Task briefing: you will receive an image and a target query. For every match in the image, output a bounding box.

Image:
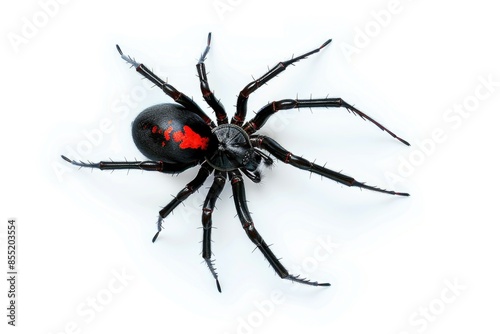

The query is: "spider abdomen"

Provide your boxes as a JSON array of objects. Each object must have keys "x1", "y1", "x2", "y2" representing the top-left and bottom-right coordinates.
[{"x1": 132, "y1": 103, "x2": 216, "y2": 166}]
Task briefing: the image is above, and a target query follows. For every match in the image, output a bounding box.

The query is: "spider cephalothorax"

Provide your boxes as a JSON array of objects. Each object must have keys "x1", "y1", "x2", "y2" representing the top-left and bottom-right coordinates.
[{"x1": 62, "y1": 33, "x2": 409, "y2": 293}]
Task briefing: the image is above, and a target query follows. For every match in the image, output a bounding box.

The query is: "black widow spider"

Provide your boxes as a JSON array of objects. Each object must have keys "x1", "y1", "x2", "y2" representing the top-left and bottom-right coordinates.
[{"x1": 62, "y1": 33, "x2": 409, "y2": 293}]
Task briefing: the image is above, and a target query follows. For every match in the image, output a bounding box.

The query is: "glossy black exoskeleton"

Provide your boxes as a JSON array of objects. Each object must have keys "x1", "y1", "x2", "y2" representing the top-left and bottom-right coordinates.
[{"x1": 131, "y1": 103, "x2": 216, "y2": 172}]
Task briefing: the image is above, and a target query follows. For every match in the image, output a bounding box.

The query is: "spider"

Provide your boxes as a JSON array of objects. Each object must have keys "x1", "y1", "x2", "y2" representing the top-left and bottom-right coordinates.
[{"x1": 62, "y1": 33, "x2": 409, "y2": 293}]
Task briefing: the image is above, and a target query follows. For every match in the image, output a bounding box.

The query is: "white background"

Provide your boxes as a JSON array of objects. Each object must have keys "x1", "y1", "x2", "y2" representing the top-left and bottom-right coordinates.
[{"x1": 2, "y1": 0, "x2": 499, "y2": 333}]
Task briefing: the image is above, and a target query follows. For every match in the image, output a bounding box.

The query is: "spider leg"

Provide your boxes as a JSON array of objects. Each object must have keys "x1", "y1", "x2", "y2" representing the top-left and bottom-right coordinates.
[
  {"x1": 196, "y1": 33, "x2": 228, "y2": 125},
  {"x1": 153, "y1": 162, "x2": 214, "y2": 242},
  {"x1": 60, "y1": 155, "x2": 196, "y2": 173},
  {"x1": 244, "y1": 98, "x2": 409, "y2": 146},
  {"x1": 116, "y1": 45, "x2": 215, "y2": 128},
  {"x1": 250, "y1": 135, "x2": 409, "y2": 196},
  {"x1": 232, "y1": 38, "x2": 332, "y2": 126},
  {"x1": 229, "y1": 170, "x2": 330, "y2": 287},
  {"x1": 201, "y1": 170, "x2": 227, "y2": 293}
]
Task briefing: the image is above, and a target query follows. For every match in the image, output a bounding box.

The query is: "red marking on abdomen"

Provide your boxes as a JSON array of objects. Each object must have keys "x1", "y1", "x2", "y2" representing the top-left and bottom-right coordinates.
[
  {"x1": 172, "y1": 126, "x2": 209, "y2": 150},
  {"x1": 163, "y1": 126, "x2": 173, "y2": 141}
]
